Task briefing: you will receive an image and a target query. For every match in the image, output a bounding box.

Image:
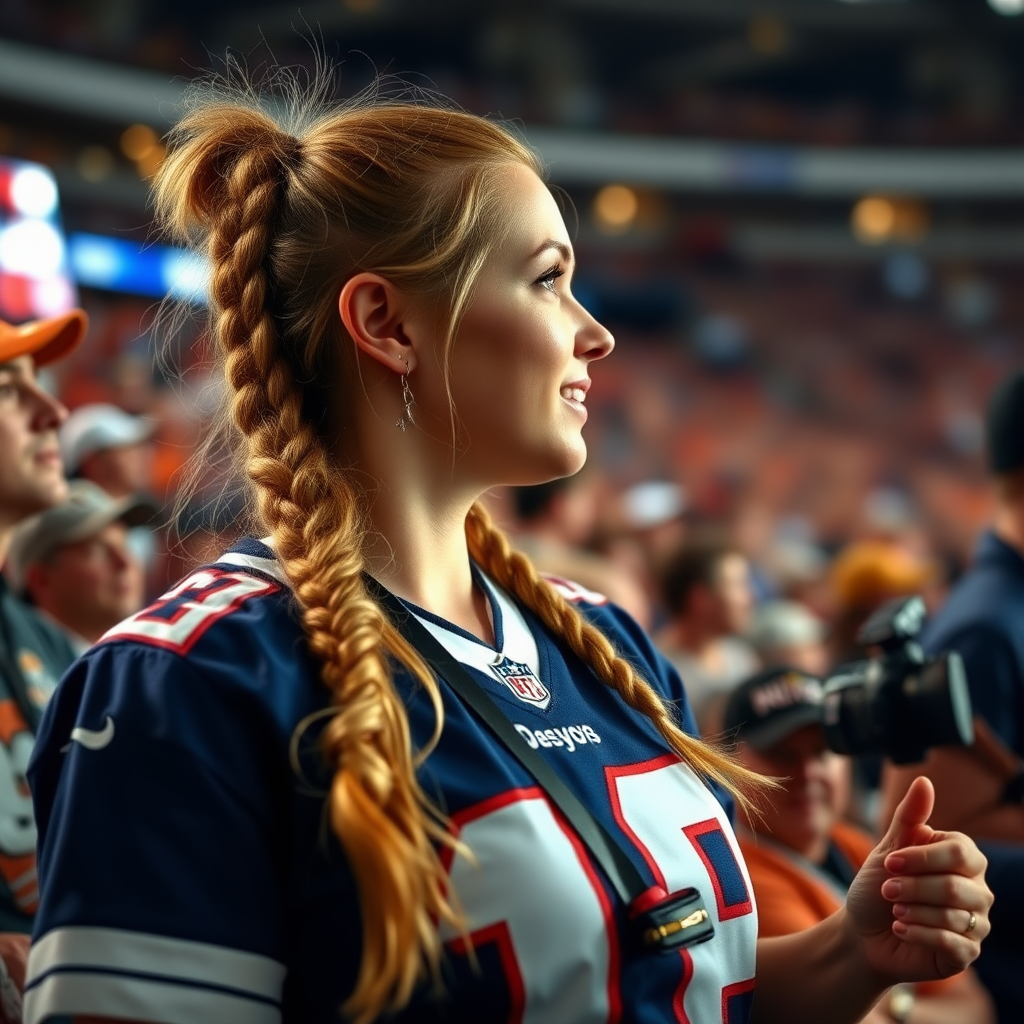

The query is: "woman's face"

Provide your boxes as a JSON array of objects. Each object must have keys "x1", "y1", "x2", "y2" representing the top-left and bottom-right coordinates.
[{"x1": 418, "y1": 163, "x2": 614, "y2": 487}]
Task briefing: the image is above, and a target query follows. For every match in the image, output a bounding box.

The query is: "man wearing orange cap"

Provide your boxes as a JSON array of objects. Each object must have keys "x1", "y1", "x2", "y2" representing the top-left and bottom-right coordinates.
[{"x1": 0, "y1": 310, "x2": 86, "y2": 944}]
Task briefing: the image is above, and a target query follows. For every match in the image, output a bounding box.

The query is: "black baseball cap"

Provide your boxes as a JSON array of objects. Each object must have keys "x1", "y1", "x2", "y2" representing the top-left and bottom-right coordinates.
[
  {"x1": 723, "y1": 666, "x2": 824, "y2": 752},
  {"x1": 986, "y1": 369, "x2": 1024, "y2": 475}
]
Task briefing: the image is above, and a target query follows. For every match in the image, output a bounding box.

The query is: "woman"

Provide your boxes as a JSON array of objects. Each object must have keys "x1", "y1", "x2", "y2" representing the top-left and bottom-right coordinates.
[{"x1": 23, "y1": 74, "x2": 991, "y2": 1024}]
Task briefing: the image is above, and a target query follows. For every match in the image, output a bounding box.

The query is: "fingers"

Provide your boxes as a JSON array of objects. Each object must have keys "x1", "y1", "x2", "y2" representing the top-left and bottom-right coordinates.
[
  {"x1": 881, "y1": 873, "x2": 991, "y2": 916},
  {"x1": 884, "y1": 833, "x2": 989, "y2": 879},
  {"x1": 880, "y1": 776, "x2": 935, "y2": 852},
  {"x1": 892, "y1": 903, "x2": 990, "y2": 942},
  {"x1": 885, "y1": 922, "x2": 982, "y2": 976}
]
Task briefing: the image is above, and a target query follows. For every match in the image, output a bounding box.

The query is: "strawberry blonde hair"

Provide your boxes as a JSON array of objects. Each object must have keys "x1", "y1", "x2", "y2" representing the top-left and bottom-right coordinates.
[{"x1": 154, "y1": 66, "x2": 765, "y2": 1024}]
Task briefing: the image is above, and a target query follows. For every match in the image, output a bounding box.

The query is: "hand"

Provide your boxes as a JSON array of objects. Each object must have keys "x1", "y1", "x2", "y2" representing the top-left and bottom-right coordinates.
[{"x1": 845, "y1": 776, "x2": 992, "y2": 985}]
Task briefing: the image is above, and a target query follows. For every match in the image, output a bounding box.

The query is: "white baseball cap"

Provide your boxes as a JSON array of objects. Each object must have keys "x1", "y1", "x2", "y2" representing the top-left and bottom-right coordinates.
[{"x1": 60, "y1": 403, "x2": 157, "y2": 475}]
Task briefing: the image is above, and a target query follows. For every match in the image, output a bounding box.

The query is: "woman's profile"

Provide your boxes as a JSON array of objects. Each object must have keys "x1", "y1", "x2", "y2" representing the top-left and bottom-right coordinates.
[{"x1": 24, "y1": 65, "x2": 991, "y2": 1024}]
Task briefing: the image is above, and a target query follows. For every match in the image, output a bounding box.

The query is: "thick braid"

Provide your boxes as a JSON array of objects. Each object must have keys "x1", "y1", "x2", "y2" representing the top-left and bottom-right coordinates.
[
  {"x1": 465, "y1": 502, "x2": 768, "y2": 803},
  {"x1": 156, "y1": 109, "x2": 461, "y2": 1023}
]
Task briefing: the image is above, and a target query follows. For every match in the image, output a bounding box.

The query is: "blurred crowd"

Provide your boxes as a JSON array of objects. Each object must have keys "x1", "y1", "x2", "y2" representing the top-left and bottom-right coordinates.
[{"x1": 1, "y1": 257, "x2": 1022, "y2": 1023}]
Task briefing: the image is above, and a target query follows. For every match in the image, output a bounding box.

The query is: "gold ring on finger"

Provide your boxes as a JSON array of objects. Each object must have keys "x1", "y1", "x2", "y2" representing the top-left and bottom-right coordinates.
[{"x1": 963, "y1": 911, "x2": 977, "y2": 935}]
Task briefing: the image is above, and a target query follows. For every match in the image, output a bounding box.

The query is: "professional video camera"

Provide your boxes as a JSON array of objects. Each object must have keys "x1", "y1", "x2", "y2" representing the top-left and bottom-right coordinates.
[{"x1": 821, "y1": 596, "x2": 974, "y2": 764}]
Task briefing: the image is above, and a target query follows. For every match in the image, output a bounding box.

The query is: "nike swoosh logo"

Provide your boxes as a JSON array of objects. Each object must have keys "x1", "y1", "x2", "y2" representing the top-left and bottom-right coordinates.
[{"x1": 59, "y1": 716, "x2": 115, "y2": 753}]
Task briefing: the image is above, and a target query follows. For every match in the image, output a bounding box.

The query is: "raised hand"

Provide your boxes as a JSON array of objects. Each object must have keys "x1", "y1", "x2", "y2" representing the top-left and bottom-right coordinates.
[{"x1": 845, "y1": 775, "x2": 992, "y2": 983}]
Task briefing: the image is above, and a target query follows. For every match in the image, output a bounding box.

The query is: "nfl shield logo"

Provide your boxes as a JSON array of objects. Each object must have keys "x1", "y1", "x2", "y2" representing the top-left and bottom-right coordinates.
[{"x1": 489, "y1": 654, "x2": 550, "y2": 709}]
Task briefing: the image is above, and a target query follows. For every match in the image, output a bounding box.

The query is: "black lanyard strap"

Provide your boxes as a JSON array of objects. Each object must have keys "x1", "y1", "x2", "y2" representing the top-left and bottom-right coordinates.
[{"x1": 366, "y1": 575, "x2": 650, "y2": 907}]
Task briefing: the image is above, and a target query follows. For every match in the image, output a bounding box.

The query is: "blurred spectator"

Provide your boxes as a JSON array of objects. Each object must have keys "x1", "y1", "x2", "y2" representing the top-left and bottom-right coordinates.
[
  {"x1": 828, "y1": 540, "x2": 939, "y2": 665},
  {"x1": 5, "y1": 481, "x2": 153, "y2": 652},
  {"x1": 726, "y1": 666, "x2": 995, "y2": 1024},
  {"x1": 747, "y1": 599, "x2": 829, "y2": 677},
  {"x1": 60, "y1": 402, "x2": 161, "y2": 594},
  {"x1": 511, "y1": 477, "x2": 652, "y2": 628},
  {"x1": 882, "y1": 369, "x2": 1024, "y2": 1024},
  {"x1": 656, "y1": 534, "x2": 758, "y2": 733},
  {"x1": 595, "y1": 479, "x2": 689, "y2": 627},
  {"x1": 60, "y1": 402, "x2": 157, "y2": 500},
  {"x1": 0, "y1": 310, "x2": 86, "y2": 937}
]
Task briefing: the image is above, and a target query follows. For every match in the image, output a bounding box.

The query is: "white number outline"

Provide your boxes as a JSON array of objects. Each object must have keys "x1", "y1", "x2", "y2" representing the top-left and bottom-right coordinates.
[
  {"x1": 605, "y1": 752, "x2": 756, "y2": 1024},
  {"x1": 99, "y1": 570, "x2": 280, "y2": 655},
  {"x1": 439, "y1": 755, "x2": 756, "y2": 1023}
]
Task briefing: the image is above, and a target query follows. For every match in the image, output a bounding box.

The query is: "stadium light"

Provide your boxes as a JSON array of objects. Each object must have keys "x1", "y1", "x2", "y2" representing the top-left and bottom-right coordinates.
[{"x1": 988, "y1": 0, "x2": 1024, "y2": 15}]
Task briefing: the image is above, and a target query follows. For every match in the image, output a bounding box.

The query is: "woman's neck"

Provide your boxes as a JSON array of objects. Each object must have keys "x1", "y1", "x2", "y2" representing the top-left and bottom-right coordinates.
[{"x1": 362, "y1": 486, "x2": 496, "y2": 646}]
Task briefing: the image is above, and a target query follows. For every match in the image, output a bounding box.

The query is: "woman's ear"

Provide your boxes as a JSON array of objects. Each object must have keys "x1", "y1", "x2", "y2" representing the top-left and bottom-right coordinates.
[{"x1": 338, "y1": 273, "x2": 418, "y2": 374}]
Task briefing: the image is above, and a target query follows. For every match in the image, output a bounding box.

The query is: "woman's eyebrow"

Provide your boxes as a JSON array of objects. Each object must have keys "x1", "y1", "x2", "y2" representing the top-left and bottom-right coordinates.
[{"x1": 529, "y1": 239, "x2": 574, "y2": 264}]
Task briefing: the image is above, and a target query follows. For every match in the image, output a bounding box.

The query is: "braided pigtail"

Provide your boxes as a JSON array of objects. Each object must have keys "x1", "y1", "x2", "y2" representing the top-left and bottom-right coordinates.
[
  {"x1": 465, "y1": 502, "x2": 770, "y2": 807},
  {"x1": 154, "y1": 104, "x2": 465, "y2": 1023}
]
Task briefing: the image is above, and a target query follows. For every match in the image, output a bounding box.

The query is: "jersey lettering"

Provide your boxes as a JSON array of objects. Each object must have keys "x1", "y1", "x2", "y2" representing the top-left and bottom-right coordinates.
[
  {"x1": 513, "y1": 723, "x2": 602, "y2": 753},
  {"x1": 99, "y1": 570, "x2": 280, "y2": 655}
]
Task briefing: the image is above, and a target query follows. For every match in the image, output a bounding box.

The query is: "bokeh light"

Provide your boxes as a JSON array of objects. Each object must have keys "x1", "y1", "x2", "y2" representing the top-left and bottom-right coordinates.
[
  {"x1": 120, "y1": 124, "x2": 159, "y2": 161},
  {"x1": 10, "y1": 165, "x2": 58, "y2": 218},
  {"x1": 987, "y1": 0, "x2": 1024, "y2": 16},
  {"x1": 0, "y1": 219, "x2": 65, "y2": 278},
  {"x1": 593, "y1": 184, "x2": 639, "y2": 233},
  {"x1": 851, "y1": 196, "x2": 929, "y2": 245},
  {"x1": 851, "y1": 197, "x2": 896, "y2": 244}
]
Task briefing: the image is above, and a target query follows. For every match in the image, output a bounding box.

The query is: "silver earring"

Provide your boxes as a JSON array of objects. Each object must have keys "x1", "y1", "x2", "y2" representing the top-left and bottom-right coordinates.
[{"x1": 396, "y1": 364, "x2": 415, "y2": 431}]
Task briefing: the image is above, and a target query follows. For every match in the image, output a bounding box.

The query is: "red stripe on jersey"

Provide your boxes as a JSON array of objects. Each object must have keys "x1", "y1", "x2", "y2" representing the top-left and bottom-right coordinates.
[
  {"x1": 604, "y1": 753, "x2": 683, "y2": 889},
  {"x1": 448, "y1": 922, "x2": 525, "y2": 1024}
]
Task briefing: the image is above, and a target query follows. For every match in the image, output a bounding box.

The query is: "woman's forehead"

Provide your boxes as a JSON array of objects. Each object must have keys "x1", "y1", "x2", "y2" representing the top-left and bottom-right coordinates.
[{"x1": 493, "y1": 164, "x2": 573, "y2": 259}]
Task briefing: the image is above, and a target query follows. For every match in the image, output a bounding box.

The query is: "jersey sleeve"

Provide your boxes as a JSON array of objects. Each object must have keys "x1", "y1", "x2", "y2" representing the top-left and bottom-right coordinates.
[{"x1": 25, "y1": 639, "x2": 290, "y2": 1024}]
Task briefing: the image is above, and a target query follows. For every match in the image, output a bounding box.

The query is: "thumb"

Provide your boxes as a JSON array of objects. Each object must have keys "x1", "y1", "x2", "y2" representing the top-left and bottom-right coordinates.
[{"x1": 880, "y1": 775, "x2": 935, "y2": 853}]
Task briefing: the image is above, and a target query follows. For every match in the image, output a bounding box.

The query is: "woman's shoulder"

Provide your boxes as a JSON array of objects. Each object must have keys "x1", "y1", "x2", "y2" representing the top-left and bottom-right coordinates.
[
  {"x1": 94, "y1": 537, "x2": 303, "y2": 678},
  {"x1": 41, "y1": 539, "x2": 319, "y2": 758}
]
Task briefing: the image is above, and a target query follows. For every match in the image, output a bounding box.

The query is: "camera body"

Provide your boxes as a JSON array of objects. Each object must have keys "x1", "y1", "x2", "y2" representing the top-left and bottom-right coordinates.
[{"x1": 821, "y1": 596, "x2": 974, "y2": 764}]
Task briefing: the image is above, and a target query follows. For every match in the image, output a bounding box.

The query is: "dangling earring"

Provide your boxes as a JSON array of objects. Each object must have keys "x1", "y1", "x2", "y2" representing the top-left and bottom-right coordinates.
[{"x1": 396, "y1": 363, "x2": 415, "y2": 431}]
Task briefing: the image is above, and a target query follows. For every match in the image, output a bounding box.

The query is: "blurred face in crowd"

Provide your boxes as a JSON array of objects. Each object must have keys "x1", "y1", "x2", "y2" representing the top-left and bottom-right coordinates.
[
  {"x1": 711, "y1": 552, "x2": 755, "y2": 635},
  {"x1": 760, "y1": 640, "x2": 831, "y2": 678},
  {"x1": 25, "y1": 521, "x2": 144, "y2": 643},
  {"x1": 736, "y1": 723, "x2": 850, "y2": 861},
  {"x1": 78, "y1": 440, "x2": 154, "y2": 499},
  {"x1": 0, "y1": 357, "x2": 68, "y2": 536}
]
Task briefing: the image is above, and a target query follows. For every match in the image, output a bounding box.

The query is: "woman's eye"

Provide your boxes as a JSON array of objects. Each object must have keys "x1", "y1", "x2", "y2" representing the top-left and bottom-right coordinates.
[{"x1": 537, "y1": 265, "x2": 565, "y2": 292}]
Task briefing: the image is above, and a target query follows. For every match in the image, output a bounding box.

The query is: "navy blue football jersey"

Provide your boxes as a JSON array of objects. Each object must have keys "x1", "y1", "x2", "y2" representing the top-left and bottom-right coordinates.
[{"x1": 25, "y1": 538, "x2": 758, "y2": 1024}]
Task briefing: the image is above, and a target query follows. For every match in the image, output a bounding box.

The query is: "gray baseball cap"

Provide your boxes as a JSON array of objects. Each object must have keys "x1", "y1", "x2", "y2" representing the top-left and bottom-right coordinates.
[
  {"x1": 6, "y1": 480, "x2": 157, "y2": 592},
  {"x1": 59, "y1": 403, "x2": 157, "y2": 475}
]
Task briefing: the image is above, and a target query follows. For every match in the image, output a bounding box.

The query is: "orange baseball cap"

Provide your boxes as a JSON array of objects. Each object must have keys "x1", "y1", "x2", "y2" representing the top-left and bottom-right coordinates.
[
  {"x1": 830, "y1": 541, "x2": 937, "y2": 611},
  {"x1": 0, "y1": 309, "x2": 88, "y2": 367}
]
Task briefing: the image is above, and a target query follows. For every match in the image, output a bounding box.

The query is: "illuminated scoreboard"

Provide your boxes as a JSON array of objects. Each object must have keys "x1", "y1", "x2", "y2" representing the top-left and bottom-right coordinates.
[{"x1": 0, "y1": 156, "x2": 77, "y2": 322}]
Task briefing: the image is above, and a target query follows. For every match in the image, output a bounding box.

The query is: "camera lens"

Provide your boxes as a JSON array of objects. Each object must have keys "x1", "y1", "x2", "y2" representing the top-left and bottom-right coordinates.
[{"x1": 900, "y1": 651, "x2": 974, "y2": 751}]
